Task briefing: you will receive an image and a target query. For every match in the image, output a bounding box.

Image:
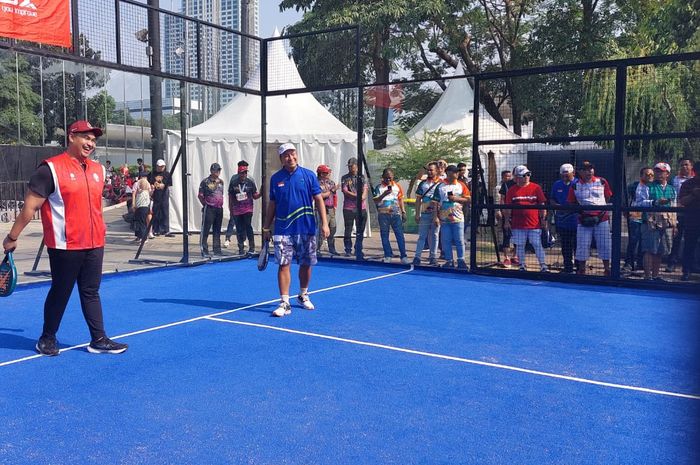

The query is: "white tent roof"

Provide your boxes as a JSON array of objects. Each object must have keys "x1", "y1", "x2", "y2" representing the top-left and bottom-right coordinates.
[
  {"x1": 184, "y1": 29, "x2": 356, "y2": 144},
  {"x1": 406, "y1": 64, "x2": 519, "y2": 144}
]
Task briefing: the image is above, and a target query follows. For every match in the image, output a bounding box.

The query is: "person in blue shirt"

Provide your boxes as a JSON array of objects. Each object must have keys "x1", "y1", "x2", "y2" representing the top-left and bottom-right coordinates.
[
  {"x1": 262, "y1": 143, "x2": 330, "y2": 317},
  {"x1": 550, "y1": 163, "x2": 577, "y2": 273}
]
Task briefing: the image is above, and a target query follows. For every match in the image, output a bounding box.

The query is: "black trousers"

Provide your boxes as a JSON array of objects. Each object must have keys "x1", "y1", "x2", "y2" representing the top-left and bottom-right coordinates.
[
  {"x1": 558, "y1": 228, "x2": 577, "y2": 272},
  {"x1": 343, "y1": 209, "x2": 367, "y2": 257},
  {"x1": 151, "y1": 195, "x2": 169, "y2": 235},
  {"x1": 234, "y1": 212, "x2": 255, "y2": 252},
  {"x1": 134, "y1": 206, "x2": 150, "y2": 239},
  {"x1": 201, "y1": 205, "x2": 223, "y2": 254},
  {"x1": 44, "y1": 247, "x2": 106, "y2": 341}
]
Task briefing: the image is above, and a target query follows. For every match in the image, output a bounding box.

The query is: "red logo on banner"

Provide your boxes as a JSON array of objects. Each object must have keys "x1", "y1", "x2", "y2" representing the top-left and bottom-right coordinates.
[{"x1": 0, "y1": 0, "x2": 71, "y2": 48}]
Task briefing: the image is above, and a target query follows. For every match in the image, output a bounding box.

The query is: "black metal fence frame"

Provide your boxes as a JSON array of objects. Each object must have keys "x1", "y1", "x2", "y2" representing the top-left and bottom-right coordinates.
[{"x1": 1, "y1": 8, "x2": 699, "y2": 290}]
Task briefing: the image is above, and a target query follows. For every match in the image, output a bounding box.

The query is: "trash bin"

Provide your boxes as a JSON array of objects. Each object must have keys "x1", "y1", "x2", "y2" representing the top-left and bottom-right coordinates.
[{"x1": 404, "y1": 198, "x2": 418, "y2": 233}]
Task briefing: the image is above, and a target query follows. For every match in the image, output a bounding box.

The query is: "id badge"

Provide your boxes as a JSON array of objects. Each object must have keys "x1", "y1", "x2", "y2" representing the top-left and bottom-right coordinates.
[{"x1": 236, "y1": 192, "x2": 248, "y2": 202}]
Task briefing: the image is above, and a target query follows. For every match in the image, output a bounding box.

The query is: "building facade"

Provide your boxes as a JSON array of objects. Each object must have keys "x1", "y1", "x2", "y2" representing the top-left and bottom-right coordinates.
[{"x1": 163, "y1": 0, "x2": 259, "y2": 114}]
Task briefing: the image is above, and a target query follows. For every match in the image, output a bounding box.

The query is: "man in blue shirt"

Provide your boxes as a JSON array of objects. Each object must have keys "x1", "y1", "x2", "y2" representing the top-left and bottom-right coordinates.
[
  {"x1": 262, "y1": 143, "x2": 330, "y2": 317},
  {"x1": 550, "y1": 163, "x2": 577, "y2": 273}
]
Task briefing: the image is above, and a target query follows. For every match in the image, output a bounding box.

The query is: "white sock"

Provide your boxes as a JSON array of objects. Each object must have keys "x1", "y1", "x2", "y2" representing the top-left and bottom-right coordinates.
[
  {"x1": 281, "y1": 295, "x2": 289, "y2": 303},
  {"x1": 300, "y1": 288, "x2": 308, "y2": 297}
]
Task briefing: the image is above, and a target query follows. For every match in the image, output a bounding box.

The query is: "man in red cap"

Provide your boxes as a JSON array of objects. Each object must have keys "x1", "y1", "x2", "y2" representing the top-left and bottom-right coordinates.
[
  {"x1": 316, "y1": 164, "x2": 338, "y2": 256},
  {"x1": 2, "y1": 120, "x2": 128, "y2": 356}
]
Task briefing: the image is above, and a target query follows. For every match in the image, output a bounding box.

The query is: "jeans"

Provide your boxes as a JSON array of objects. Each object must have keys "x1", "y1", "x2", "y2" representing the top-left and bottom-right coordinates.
[
  {"x1": 378, "y1": 213, "x2": 406, "y2": 258},
  {"x1": 440, "y1": 221, "x2": 465, "y2": 262},
  {"x1": 414, "y1": 212, "x2": 439, "y2": 260},
  {"x1": 624, "y1": 220, "x2": 643, "y2": 269},
  {"x1": 343, "y1": 209, "x2": 367, "y2": 257},
  {"x1": 557, "y1": 227, "x2": 576, "y2": 272},
  {"x1": 512, "y1": 229, "x2": 546, "y2": 268},
  {"x1": 225, "y1": 217, "x2": 237, "y2": 240},
  {"x1": 234, "y1": 212, "x2": 254, "y2": 252}
]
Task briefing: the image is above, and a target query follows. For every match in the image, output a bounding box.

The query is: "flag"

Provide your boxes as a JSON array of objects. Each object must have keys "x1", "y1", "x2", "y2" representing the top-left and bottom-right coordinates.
[
  {"x1": 364, "y1": 84, "x2": 404, "y2": 111},
  {"x1": 0, "y1": 0, "x2": 71, "y2": 48}
]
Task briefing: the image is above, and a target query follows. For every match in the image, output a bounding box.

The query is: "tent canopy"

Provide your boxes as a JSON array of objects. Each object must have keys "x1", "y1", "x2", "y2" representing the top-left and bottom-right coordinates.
[{"x1": 166, "y1": 29, "x2": 358, "y2": 234}]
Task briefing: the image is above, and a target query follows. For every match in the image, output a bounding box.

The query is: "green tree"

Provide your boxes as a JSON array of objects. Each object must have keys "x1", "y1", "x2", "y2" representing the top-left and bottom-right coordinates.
[
  {"x1": 580, "y1": 0, "x2": 700, "y2": 161},
  {"x1": 0, "y1": 53, "x2": 42, "y2": 145},
  {"x1": 36, "y1": 35, "x2": 110, "y2": 144},
  {"x1": 281, "y1": 0, "x2": 449, "y2": 149},
  {"x1": 368, "y1": 128, "x2": 471, "y2": 196},
  {"x1": 86, "y1": 91, "x2": 117, "y2": 130}
]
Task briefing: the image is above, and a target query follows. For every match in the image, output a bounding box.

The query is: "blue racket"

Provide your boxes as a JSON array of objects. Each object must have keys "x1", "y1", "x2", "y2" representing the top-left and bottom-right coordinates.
[{"x1": 0, "y1": 252, "x2": 17, "y2": 297}]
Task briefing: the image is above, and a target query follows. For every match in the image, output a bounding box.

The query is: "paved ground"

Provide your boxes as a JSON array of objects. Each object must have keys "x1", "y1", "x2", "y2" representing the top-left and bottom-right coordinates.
[
  {"x1": 1, "y1": 205, "x2": 420, "y2": 285},
  {"x1": 2, "y1": 204, "x2": 695, "y2": 285}
]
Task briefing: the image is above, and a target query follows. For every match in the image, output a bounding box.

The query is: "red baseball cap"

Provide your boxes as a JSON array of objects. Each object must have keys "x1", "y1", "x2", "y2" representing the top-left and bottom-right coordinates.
[
  {"x1": 238, "y1": 165, "x2": 248, "y2": 173},
  {"x1": 317, "y1": 165, "x2": 331, "y2": 174},
  {"x1": 69, "y1": 120, "x2": 103, "y2": 137}
]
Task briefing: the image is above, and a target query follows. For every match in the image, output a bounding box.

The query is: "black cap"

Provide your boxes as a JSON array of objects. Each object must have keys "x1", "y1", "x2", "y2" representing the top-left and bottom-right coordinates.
[
  {"x1": 210, "y1": 162, "x2": 222, "y2": 172},
  {"x1": 445, "y1": 165, "x2": 459, "y2": 173},
  {"x1": 237, "y1": 160, "x2": 249, "y2": 167},
  {"x1": 578, "y1": 160, "x2": 594, "y2": 170}
]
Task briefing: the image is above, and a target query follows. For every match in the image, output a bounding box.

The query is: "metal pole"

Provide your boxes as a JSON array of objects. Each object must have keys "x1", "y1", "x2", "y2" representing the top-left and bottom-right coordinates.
[
  {"x1": 149, "y1": 0, "x2": 164, "y2": 167},
  {"x1": 70, "y1": 0, "x2": 84, "y2": 120},
  {"x1": 469, "y1": 77, "x2": 480, "y2": 271},
  {"x1": 260, "y1": 39, "x2": 268, "y2": 220},
  {"x1": 180, "y1": 52, "x2": 190, "y2": 263},
  {"x1": 610, "y1": 66, "x2": 627, "y2": 280}
]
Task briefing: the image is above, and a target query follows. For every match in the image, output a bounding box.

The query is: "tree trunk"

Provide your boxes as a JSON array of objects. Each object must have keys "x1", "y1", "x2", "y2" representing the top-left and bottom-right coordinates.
[{"x1": 371, "y1": 30, "x2": 391, "y2": 150}]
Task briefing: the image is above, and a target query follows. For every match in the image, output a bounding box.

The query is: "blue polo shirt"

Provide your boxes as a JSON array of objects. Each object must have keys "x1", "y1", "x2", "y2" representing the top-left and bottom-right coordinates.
[
  {"x1": 270, "y1": 166, "x2": 322, "y2": 235},
  {"x1": 550, "y1": 179, "x2": 577, "y2": 230}
]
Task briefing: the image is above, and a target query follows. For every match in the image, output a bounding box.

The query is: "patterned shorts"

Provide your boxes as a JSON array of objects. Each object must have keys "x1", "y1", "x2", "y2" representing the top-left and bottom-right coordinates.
[{"x1": 273, "y1": 234, "x2": 318, "y2": 266}]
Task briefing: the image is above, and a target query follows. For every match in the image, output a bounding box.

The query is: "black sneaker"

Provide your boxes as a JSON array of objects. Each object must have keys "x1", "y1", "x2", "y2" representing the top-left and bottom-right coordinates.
[
  {"x1": 88, "y1": 336, "x2": 128, "y2": 354},
  {"x1": 35, "y1": 335, "x2": 59, "y2": 356}
]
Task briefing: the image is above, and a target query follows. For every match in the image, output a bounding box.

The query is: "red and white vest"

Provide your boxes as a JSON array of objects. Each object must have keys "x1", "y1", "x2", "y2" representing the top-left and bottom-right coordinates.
[{"x1": 40, "y1": 152, "x2": 106, "y2": 250}]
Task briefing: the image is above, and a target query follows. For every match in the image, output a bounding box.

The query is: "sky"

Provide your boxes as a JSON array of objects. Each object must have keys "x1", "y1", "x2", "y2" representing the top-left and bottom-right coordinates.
[
  {"x1": 105, "y1": 1, "x2": 303, "y2": 101},
  {"x1": 259, "y1": 2, "x2": 303, "y2": 37}
]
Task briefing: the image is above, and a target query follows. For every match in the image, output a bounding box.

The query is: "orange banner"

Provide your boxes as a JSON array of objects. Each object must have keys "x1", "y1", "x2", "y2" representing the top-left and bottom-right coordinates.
[{"x1": 0, "y1": 0, "x2": 71, "y2": 48}]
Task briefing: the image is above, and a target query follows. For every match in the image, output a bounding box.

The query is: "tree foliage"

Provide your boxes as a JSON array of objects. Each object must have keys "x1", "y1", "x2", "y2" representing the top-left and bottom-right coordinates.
[
  {"x1": 368, "y1": 128, "x2": 471, "y2": 196},
  {"x1": 0, "y1": 54, "x2": 42, "y2": 145}
]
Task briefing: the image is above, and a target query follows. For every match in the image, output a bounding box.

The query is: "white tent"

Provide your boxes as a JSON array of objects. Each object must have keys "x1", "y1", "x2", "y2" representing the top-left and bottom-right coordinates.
[
  {"x1": 165, "y1": 29, "x2": 358, "y2": 234},
  {"x1": 404, "y1": 64, "x2": 528, "y2": 176}
]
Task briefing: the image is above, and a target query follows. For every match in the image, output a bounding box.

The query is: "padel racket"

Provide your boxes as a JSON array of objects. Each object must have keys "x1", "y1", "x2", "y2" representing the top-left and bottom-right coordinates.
[
  {"x1": 0, "y1": 252, "x2": 18, "y2": 297},
  {"x1": 257, "y1": 239, "x2": 270, "y2": 271}
]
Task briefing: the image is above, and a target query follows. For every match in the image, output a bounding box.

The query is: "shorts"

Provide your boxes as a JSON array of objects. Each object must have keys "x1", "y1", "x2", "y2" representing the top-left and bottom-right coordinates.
[
  {"x1": 641, "y1": 223, "x2": 673, "y2": 255},
  {"x1": 273, "y1": 234, "x2": 317, "y2": 266}
]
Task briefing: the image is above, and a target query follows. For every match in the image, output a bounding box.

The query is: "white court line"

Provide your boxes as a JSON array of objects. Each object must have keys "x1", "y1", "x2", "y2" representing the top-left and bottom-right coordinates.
[
  {"x1": 0, "y1": 267, "x2": 414, "y2": 368},
  {"x1": 206, "y1": 317, "x2": 700, "y2": 401}
]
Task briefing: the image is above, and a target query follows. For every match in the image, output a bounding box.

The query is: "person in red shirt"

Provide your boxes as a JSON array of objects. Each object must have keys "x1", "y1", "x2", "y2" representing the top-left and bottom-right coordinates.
[
  {"x1": 503, "y1": 165, "x2": 548, "y2": 272},
  {"x1": 2, "y1": 120, "x2": 128, "y2": 356}
]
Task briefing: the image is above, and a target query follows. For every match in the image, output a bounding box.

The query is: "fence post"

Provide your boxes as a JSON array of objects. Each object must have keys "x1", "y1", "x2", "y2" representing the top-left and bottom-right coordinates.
[
  {"x1": 611, "y1": 65, "x2": 627, "y2": 280},
  {"x1": 469, "y1": 77, "x2": 480, "y2": 271}
]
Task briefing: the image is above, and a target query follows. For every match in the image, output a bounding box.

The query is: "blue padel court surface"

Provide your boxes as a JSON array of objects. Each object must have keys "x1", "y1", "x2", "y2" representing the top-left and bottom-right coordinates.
[{"x1": 1, "y1": 260, "x2": 699, "y2": 464}]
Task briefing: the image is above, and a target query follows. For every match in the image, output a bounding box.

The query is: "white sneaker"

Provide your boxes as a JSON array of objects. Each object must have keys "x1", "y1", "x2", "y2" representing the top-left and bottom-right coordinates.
[
  {"x1": 297, "y1": 293, "x2": 315, "y2": 310},
  {"x1": 272, "y1": 301, "x2": 292, "y2": 317},
  {"x1": 383, "y1": 257, "x2": 392, "y2": 263},
  {"x1": 400, "y1": 256, "x2": 411, "y2": 265},
  {"x1": 224, "y1": 240, "x2": 230, "y2": 248},
  {"x1": 148, "y1": 233, "x2": 155, "y2": 239}
]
